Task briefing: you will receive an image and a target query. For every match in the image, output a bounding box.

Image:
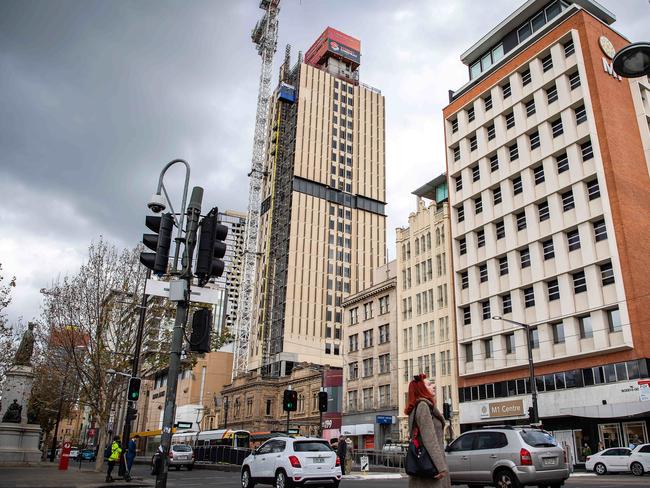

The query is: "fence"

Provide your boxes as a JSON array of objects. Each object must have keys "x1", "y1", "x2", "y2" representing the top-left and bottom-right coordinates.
[
  {"x1": 349, "y1": 448, "x2": 406, "y2": 470},
  {"x1": 193, "y1": 445, "x2": 252, "y2": 465}
]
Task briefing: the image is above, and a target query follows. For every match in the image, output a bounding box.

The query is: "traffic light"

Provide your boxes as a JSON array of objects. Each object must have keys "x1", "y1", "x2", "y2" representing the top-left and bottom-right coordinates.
[
  {"x1": 127, "y1": 377, "x2": 141, "y2": 402},
  {"x1": 195, "y1": 213, "x2": 228, "y2": 287},
  {"x1": 126, "y1": 405, "x2": 138, "y2": 422},
  {"x1": 283, "y1": 389, "x2": 297, "y2": 412},
  {"x1": 140, "y1": 213, "x2": 174, "y2": 275},
  {"x1": 528, "y1": 406, "x2": 536, "y2": 423},
  {"x1": 189, "y1": 308, "x2": 212, "y2": 353},
  {"x1": 318, "y1": 391, "x2": 328, "y2": 413},
  {"x1": 443, "y1": 401, "x2": 452, "y2": 420}
]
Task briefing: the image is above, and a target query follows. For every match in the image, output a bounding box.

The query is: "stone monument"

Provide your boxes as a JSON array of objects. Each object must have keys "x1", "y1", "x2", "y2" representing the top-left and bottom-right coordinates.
[{"x1": 0, "y1": 322, "x2": 42, "y2": 464}]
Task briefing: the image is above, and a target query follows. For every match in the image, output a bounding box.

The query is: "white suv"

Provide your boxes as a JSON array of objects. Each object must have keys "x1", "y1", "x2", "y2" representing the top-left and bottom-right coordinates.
[
  {"x1": 241, "y1": 437, "x2": 341, "y2": 488},
  {"x1": 630, "y1": 443, "x2": 650, "y2": 476}
]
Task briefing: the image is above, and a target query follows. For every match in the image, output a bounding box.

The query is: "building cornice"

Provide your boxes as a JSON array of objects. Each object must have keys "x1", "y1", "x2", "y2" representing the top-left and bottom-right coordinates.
[{"x1": 342, "y1": 278, "x2": 396, "y2": 307}]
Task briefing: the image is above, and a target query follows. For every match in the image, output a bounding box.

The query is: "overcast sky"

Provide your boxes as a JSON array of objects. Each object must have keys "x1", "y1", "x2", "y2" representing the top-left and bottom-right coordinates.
[{"x1": 0, "y1": 0, "x2": 647, "y2": 323}]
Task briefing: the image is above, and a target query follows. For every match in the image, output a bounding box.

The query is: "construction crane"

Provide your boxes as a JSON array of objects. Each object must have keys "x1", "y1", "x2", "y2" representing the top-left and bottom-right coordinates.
[{"x1": 232, "y1": 0, "x2": 280, "y2": 379}]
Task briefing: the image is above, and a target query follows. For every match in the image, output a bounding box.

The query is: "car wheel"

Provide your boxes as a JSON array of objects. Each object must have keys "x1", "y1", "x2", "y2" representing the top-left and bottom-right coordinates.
[
  {"x1": 275, "y1": 470, "x2": 293, "y2": 488},
  {"x1": 187, "y1": 464, "x2": 193, "y2": 471},
  {"x1": 594, "y1": 462, "x2": 607, "y2": 475},
  {"x1": 175, "y1": 465, "x2": 181, "y2": 471},
  {"x1": 631, "y1": 462, "x2": 644, "y2": 476},
  {"x1": 332, "y1": 481, "x2": 340, "y2": 488},
  {"x1": 241, "y1": 468, "x2": 255, "y2": 488},
  {"x1": 494, "y1": 468, "x2": 521, "y2": 488}
]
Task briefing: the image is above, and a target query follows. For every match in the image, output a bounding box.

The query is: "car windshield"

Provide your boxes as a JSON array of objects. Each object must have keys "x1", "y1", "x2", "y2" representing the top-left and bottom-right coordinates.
[
  {"x1": 520, "y1": 430, "x2": 558, "y2": 447},
  {"x1": 293, "y1": 441, "x2": 332, "y2": 452},
  {"x1": 172, "y1": 444, "x2": 192, "y2": 452}
]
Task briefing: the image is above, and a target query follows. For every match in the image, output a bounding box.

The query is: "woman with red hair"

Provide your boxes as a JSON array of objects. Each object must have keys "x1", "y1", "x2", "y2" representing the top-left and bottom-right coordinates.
[{"x1": 405, "y1": 374, "x2": 449, "y2": 487}]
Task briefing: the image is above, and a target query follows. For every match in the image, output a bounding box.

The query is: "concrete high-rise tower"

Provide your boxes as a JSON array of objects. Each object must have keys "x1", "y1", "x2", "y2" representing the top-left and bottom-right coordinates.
[{"x1": 248, "y1": 28, "x2": 387, "y2": 376}]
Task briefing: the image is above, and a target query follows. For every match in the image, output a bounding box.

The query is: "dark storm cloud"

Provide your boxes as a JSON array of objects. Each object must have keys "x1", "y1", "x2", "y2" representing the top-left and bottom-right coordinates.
[{"x1": 0, "y1": 0, "x2": 648, "y2": 321}]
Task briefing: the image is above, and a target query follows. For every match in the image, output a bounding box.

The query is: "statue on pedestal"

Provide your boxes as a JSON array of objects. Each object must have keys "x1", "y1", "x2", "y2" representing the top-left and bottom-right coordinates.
[
  {"x1": 13, "y1": 322, "x2": 35, "y2": 367},
  {"x1": 2, "y1": 400, "x2": 22, "y2": 423}
]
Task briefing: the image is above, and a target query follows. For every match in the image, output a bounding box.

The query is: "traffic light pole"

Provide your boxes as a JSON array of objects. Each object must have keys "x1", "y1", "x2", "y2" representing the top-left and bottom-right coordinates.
[
  {"x1": 155, "y1": 187, "x2": 203, "y2": 488},
  {"x1": 118, "y1": 268, "x2": 151, "y2": 478}
]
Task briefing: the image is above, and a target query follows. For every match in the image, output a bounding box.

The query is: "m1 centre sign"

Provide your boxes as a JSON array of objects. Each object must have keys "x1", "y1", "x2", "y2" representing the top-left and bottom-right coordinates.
[{"x1": 480, "y1": 399, "x2": 525, "y2": 419}]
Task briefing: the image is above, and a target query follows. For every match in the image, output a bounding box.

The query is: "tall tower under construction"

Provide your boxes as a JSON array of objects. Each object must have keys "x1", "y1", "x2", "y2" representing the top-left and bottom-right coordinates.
[{"x1": 248, "y1": 28, "x2": 387, "y2": 376}]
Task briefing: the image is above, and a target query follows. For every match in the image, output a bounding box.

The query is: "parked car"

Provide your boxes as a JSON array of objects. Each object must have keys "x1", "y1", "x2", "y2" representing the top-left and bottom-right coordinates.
[
  {"x1": 80, "y1": 449, "x2": 96, "y2": 461},
  {"x1": 151, "y1": 444, "x2": 194, "y2": 473},
  {"x1": 585, "y1": 447, "x2": 632, "y2": 474},
  {"x1": 445, "y1": 426, "x2": 569, "y2": 488},
  {"x1": 69, "y1": 447, "x2": 79, "y2": 459},
  {"x1": 241, "y1": 437, "x2": 341, "y2": 488},
  {"x1": 629, "y1": 443, "x2": 650, "y2": 476}
]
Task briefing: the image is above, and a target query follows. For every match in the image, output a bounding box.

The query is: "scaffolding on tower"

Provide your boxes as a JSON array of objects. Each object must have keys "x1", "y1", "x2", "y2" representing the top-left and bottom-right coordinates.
[{"x1": 232, "y1": 0, "x2": 280, "y2": 379}]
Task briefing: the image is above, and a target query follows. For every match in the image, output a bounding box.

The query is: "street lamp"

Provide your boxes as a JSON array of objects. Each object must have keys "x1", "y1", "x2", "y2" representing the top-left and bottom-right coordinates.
[
  {"x1": 491, "y1": 316, "x2": 539, "y2": 424},
  {"x1": 613, "y1": 42, "x2": 650, "y2": 78}
]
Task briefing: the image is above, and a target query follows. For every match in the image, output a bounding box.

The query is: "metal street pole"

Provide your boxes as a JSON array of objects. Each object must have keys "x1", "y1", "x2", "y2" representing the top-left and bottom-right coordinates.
[
  {"x1": 491, "y1": 316, "x2": 539, "y2": 423},
  {"x1": 118, "y1": 268, "x2": 151, "y2": 478},
  {"x1": 223, "y1": 397, "x2": 229, "y2": 429},
  {"x1": 155, "y1": 186, "x2": 203, "y2": 488}
]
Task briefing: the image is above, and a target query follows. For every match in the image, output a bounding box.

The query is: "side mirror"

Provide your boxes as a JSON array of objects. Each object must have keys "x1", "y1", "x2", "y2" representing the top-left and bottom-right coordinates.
[{"x1": 444, "y1": 445, "x2": 452, "y2": 453}]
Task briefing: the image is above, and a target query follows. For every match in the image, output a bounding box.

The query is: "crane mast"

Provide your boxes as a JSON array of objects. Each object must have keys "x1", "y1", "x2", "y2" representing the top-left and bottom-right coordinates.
[{"x1": 232, "y1": 0, "x2": 280, "y2": 378}]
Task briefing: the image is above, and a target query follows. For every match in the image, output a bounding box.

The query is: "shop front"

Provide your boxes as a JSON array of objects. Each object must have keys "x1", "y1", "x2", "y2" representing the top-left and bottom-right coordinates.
[{"x1": 341, "y1": 409, "x2": 399, "y2": 450}]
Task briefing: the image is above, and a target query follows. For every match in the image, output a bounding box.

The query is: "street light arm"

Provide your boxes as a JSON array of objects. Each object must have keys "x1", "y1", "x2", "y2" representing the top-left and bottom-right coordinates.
[{"x1": 491, "y1": 316, "x2": 529, "y2": 329}]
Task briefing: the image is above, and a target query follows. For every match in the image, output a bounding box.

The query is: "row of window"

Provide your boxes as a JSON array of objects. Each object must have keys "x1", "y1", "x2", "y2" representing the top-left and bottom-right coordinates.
[
  {"x1": 349, "y1": 295, "x2": 390, "y2": 325},
  {"x1": 403, "y1": 350, "x2": 453, "y2": 379},
  {"x1": 347, "y1": 384, "x2": 392, "y2": 411},
  {"x1": 458, "y1": 359, "x2": 649, "y2": 403},
  {"x1": 401, "y1": 317, "x2": 451, "y2": 352},
  {"x1": 348, "y1": 353, "x2": 391, "y2": 379},
  {"x1": 401, "y1": 285, "x2": 449, "y2": 319},
  {"x1": 401, "y1": 254, "x2": 447, "y2": 289},
  {"x1": 400, "y1": 227, "x2": 447, "y2": 261},
  {"x1": 347, "y1": 324, "x2": 390, "y2": 352}
]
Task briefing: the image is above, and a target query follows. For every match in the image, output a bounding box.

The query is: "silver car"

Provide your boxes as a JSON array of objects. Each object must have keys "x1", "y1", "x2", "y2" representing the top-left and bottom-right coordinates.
[{"x1": 445, "y1": 426, "x2": 569, "y2": 488}]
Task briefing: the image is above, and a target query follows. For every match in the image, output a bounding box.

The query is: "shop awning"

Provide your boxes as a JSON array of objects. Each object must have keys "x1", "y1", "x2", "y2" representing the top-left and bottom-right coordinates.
[
  {"x1": 559, "y1": 401, "x2": 650, "y2": 419},
  {"x1": 341, "y1": 424, "x2": 374, "y2": 436}
]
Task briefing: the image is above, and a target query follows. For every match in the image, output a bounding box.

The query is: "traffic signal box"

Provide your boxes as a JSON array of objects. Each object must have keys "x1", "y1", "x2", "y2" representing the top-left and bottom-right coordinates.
[
  {"x1": 283, "y1": 389, "x2": 298, "y2": 412},
  {"x1": 127, "y1": 377, "x2": 141, "y2": 402},
  {"x1": 140, "y1": 213, "x2": 174, "y2": 275}
]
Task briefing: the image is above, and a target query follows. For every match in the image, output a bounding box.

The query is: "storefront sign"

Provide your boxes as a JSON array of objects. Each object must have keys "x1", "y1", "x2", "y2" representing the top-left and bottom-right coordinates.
[
  {"x1": 480, "y1": 399, "x2": 524, "y2": 418},
  {"x1": 376, "y1": 415, "x2": 394, "y2": 425},
  {"x1": 638, "y1": 380, "x2": 650, "y2": 401}
]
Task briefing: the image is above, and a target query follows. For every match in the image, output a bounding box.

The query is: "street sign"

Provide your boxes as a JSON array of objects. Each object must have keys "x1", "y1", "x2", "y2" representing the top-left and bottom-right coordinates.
[
  {"x1": 87, "y1": 428, "x2": 96, "y2": 438},
  {"x1": 376, "y1": 415, "x2": 393, "y2": 425},
  {"x1": 174, "y1": 422, "x2": 193, "y2": 429},
  {"x1": 145, "y1": 278, "x2": 222, "y2": 305},
  {"x1": 360, "y1": 455, "x2": 369, "y2": 472}
]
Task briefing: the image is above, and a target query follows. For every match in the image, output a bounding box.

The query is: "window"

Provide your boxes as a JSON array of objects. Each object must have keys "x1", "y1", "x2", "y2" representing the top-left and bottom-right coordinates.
[
  {"x1": 378, "y1": 385, "x2": 390, "y2": 407},
  {"x1": 470, "y1": 134, "x2": 478, "y2": 152},
  {"x1": 534, "y1": 165, "x2": 545, "y2": 184},
  {"x1": 512, "y1": 176, "x2": 523, "y2": 195},
  {"x1": 546, "y1": 84, "x2": 558, "y2": 104},
  {"x1": 465, "y1": 343, "x2": 474, "y2": 363},
  {"x1": 350, "y1": 307, "x2": 358, "y2": 325},
  {"x1": 467, "y1": 106, "x2": 475, "y2": 122},
  {"x1": 487, "y1": 124, "x2": 496, "y2": 141},
  {"x1": 348, "y1": 334, "x2": 358, "y2": 352},
  {"x1": 547, "y1": 279, "x2": 560, "y2": 301},
  {"x1": 502, "y1": 293, "x2": 512, "y2": 314},
  {"x1": 556, "y1": 152, "x2": 569, "y2": 173},
  {"x1": 475, "y1": 197, "x2": 483, "y2": 215},
  {"x1": 542, "y1": 239, "x2": 555, "y2": 260},
  {"x1": 477, "y1": 228, "x2": 485, "y2": 247},
  {"x1": 579, "y1": 315, "x2": 593, "y2": 339},
  {"x1": 363, "y1": 329, "x2": 373, "y2": 348},
  {"x1": 581, "y1": 140, "x2": 593, "y2": 161},
  {"x1": 573, "y1": 270, "x2": 587, "y2": 293},
  {"x1": 484, "y1": 94, "x2": 493, "y2": 111},
  {"x1": 520, "y1": 247, "x2": 531, "y2": 268},
  {"x1": 505, "y1": 333, "x2": 515, "y2": 354},
  {"x1": 499, "y1": 256, "x2": 509, "y2": 275},
  {"x1": 459, "y1": 237, "x2": 467, "y2": 255},
  {"x1": 493, "y1": 186, "x2": 502, "y2": 205},
  {"x1": 453, "y1": 145, "x2": 460, "y2": 161},
  {"x1": 364, "y1": 302, "x2": 373, "y2": 320},
  {"x1": 567, "y1": 229, "x2": 581, "y2": 251},
  {"x1": 516, "y1": 211, "x2": 527, "y2": 231},
  {"x1": 552, "y1": 322, "x2": 565, "y2": 343},
  {"x1": 484, "y1": 338, "x2": 493, "y2": 358},
  {"x1": 509, "y1": 142, "x2": 519, "y2": 161},
  {"x1": 379, "y1": 324, "x2": 390, "y2": 343},
  {"x1": 607, "y1": 308, "x2": 622, "y2": 332},
  {"x1": 551, "y1": 118, "x2": 564, "y2": 137},
  {"x1": 601, "y1": 261, "x2": 615, "y2": 285},
  {"x1": 348, "y1": 361, "x2": 358, "y2": 379},
  {"x1": 363, "y1": 358, "x2": 373, "y2": 377},
  {"x1": 524, "y1": 287, "x2": 535, "y2": 307},
  {"x1": 529, "y1": 327, "x2": 539, "y2": 349},
  {"x1": 575, "y1": 104, "x2": 587, "y2": 124},
  {"x1": 379, "y1": 296, "x2": 389, "y2": 314},
  {"x1": 593, "y1": 219, "x2": 607, "y2": 242},
  {"x1": 564, "y1": 39, "x2": 575, "y2": 57},
  {"x1": 455, "y1": 175, "x2": 462, "y2": 192},
  {"x1": 494, "y1": 220, "x2": 506, "y2": 240},
  {"x1": 505, "y1": 111, "x2": 515, "y2": 129},
  {"x1": 362, "y1": 387, "x2": 373, "y2": 409},
  {"x1": 489, "y1": 154, "x2": 499, "y2": 173},
  {"x1": 569, "y1": 70, "x2": 581, "y2": 90},
  {"x1": 451, "y1": 118, "x2": 458, "y2": 133},
  {"x1": 502, "y1": 82, "x2": 511, "y2": 98},
  {"x1": 462, "y1": 306, "x2": 471, "y2": 326},
  {"x1": 460, "y1": 271, "x2": 469, "y2": 289},
  {"x1": 525, "y1": 99, "x2": 536, "y2": 117},
  {"x1": 378, "y1": 354, "x2": 391, "y2": 373},
  {"x1": 542, "y1": 54, "x2": 553, "y2": 72},
  {"x1": 521, "y1": 68, "x2": 532, "y2": 86},
  {"x1": 538, "y1": 200, "x2": 550, "y2": 221},
  {"x1": 562, "y1": 189, "x2": 575, "y2": 211},
  {"x1": 529, "y1": 131, "x2": 540, "y2": 150},
  {"x1": 479, "y1": 264, "x2": 488, "y2": 283},
  {"x1": 472, "y1": 164, "x2": 480, "y2": 182},
  {"x1": 587, "y1": 179, "x2": 600, "y2": 200},
  {"x1": 457, "y1": 204, "x2": 465, "y2": 223}
]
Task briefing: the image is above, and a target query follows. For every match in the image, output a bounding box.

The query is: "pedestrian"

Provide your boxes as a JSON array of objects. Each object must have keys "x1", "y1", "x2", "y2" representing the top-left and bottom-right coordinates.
[
  {"x1": 597, "y1": 440, "x2": 605, "y2": 452},
  {"x1": 126, "y1": 435, "x2": 139, "y2": 474},
  {"x1": 405, "y1": 374, "x2": 449, "y2": 488},
  {"x1": 344, "y1": 437, "x2": 353, "y2": 475},
  {"x1": 106, "y1": 435, "x2": 122, "y2": 483},
  {"x1": 581, "y1": 443, "x2": 591, "y2": 460},
  {"x1": 336, "y1": 435, "x2": 347, "y2": 475}
]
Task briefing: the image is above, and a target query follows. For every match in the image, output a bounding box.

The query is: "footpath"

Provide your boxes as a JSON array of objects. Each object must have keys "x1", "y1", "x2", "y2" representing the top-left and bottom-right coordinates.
[{"x1": 0, "y1": 463, "x2": 151, "y2": 488}]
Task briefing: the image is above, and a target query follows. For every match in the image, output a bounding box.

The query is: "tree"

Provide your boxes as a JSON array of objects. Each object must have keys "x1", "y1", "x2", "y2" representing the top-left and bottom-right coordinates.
[
  {"x1": 0, "y1": 263, "x2": 18, "y2": 385},
  {"x1": 41, "y1": 238, "x2": 148, "y2": 471}
]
